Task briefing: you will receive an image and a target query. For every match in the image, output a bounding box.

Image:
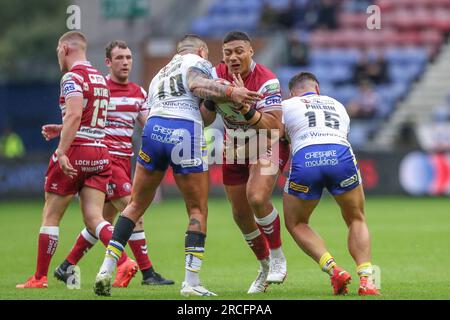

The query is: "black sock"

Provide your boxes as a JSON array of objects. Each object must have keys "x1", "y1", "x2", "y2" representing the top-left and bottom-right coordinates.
[
  {"x1": 113, "y1": 215, "x2": 136, "y2": 247},
  {"x1": 60, "y1": 259, "x2": 73, "y2": 272},
  {"x1": 141, "y1": 266, "x2": 155, "y2": 279},
  {"x1": 185, "y1": 231, "x2": 206, "y2": 248}
]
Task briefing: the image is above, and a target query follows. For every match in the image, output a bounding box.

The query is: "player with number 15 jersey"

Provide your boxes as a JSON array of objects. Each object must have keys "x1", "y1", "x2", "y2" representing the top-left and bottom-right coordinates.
[
  {"x1": 282, "y1": 83, "x2": 355, "y2": 199},
  {"x1": 282, "y1": 72, "x2": 379, "y2": 296}
]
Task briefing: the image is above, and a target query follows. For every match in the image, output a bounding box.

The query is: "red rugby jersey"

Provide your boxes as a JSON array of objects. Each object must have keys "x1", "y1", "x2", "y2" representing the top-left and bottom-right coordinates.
[
  {"x1": 213, "y1": 61, "x2": 282, "y2": 130},
  {"x1": 104, "y1": 77, "x2": 148, "y2": 157},
  {"x1": 59, "y1": 61, "x2": 109, "y2": 147}
]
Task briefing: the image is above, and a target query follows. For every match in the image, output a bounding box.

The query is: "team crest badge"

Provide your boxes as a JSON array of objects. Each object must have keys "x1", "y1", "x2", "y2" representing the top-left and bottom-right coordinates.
[{"x1": 123, "y1": 183, "x2": 132, "y2": 192}]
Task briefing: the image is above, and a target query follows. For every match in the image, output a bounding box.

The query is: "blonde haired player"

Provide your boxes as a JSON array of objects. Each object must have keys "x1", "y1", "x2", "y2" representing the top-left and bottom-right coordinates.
[
  {"x1": 43, "y1": 40, "x2": 173, "y2": 287},
  {"x1": 17, "y1": 31, "x2": 136, "y2": 289}
]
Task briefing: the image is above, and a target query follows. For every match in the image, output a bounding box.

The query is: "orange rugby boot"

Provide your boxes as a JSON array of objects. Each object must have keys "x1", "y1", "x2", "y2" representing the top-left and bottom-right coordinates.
[
  {"x1": 358, "y1": 276, "x2": 380, "y2": 296},
  {"x1": 112, "y1": 258, "x2": 138, "y2": 288},
  {"x1": 16, "y1": 275, "x2": 48, "y2": 289},
  {"x1": 330, "y1": 266, "x2": 351, "y2": 295}
]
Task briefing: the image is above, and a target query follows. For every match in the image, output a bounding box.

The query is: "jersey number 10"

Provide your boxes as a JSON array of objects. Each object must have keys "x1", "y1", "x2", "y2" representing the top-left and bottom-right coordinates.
[{"x1": 157, "y1": 74, "x2": 186, "y2": 99}]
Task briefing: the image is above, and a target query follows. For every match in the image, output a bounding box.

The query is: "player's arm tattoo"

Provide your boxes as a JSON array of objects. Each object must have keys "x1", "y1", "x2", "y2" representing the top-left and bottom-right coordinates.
[
  {"x1": 187, "y1": 68, "x2": 229, "y2": 101},
  {"x1": 189, "y1": 218, "x2": 202, "y2": 232}
]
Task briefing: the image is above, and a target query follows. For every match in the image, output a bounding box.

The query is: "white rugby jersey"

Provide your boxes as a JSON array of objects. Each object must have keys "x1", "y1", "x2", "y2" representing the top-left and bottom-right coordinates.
[
  {"x1": 282, "y1": 93, "x2": 351, "y2": 155},
  {"x1": 147, "y1": 53, "x2": 213, "y2": 124}
]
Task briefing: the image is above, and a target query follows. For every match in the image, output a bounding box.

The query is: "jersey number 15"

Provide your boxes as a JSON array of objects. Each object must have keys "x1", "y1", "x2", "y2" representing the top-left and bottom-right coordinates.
[{"x1": 305, "y1": 111, "x2": 340, "y2": 129}]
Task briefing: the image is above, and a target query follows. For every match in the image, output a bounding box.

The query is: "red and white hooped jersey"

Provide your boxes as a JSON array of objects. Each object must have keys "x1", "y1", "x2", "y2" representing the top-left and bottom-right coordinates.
[
  {"x1": 213, "y1": 61, "x2": 282, "y2": 130},
  {"x1": 59, "y1": 61, "x2": 109, "y2": 147},
  {"x1": 104, "y1": 77, "x2": 148, "y2": 157}
]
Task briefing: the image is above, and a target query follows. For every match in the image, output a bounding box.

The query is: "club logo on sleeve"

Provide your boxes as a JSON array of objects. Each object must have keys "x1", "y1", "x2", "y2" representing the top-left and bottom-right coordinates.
[
  {"x1": 122, "y1": 183, "x2": 132, "y2": 192},
  {"x1": 63, "y1": 81, "x2": 76, "y2": 95},
  {"x1": 289, "y1": 181, "x2": 309, "y2": 193},
  {"x1": 139, "y1": 149, "x2": 151, "y2": 163},
  {"x1": 262, "y1": 82, "x2": 280, "y2": 95},
  {"x1": 340, "y1": 174, "x2": 359, "y2": 188},
  {"x1": 264, "y1": 94, "x2": 282, "y2": 106}
]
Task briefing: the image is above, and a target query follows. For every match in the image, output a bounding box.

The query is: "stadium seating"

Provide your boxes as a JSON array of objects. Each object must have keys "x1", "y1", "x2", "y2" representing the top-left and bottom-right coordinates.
[{"x1": 189, "y1": 0, "x2": 449, "y2": 147}]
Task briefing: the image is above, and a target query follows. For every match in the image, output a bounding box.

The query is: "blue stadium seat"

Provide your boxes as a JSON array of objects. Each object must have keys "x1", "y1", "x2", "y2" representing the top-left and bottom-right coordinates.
[
  {"x1": 264, "y1": 0, "x2": 291, "y2": 10},
  {"x1": 330, "y1": 48, "x2": 360, "y2": 65},
  {"x1": 333, "y1": 85, "x2": 358, "y2": 105},
  {"x1": 348, "y1": 120, "x2": 377, "y2": 148},
  {"x1": 389, "y1": 63, "x2": 423, "y2": 83},
  {"x1": 385, "y1": 47, "x2": 428, "y2": 66},
  {"x1": 318, "y1": 82, "x2": 334, "y2": 96},
  {"x1": 328, "y1": 64, "x2": 353, "y2": 82},
  {"x1": 191, "y1": 19, "x2": 212, "y2": 36}
]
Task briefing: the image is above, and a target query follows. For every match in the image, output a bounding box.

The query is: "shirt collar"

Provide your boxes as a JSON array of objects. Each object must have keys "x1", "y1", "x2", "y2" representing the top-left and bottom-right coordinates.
[{"x1": 72, "y1": 60, "x2": 92, "y2": 68}]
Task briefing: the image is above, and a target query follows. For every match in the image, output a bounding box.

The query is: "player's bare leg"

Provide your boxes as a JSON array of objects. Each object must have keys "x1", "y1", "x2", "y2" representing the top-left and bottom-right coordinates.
[
  {"x1": 81, "y1": 188, "x2": 135, "y2": 288},
  {"x1": 17, "y1": 193, "x2": 72, "y2": 288},
  {"x1": 283, "y1": 193, "x2": 323, "y2": 259},
  {"x1": 94, "y1": 163, "x2": 164, "y2": 296},
  {"x1": 225, "y1": 184, "x2": 270, "y2": 293},
  {"x1": 334, "y1": 185, "x2": 379, "y2": 295},
  {"x1": 247, "y1": 160, "x2": 287, "y2": 284},
  {"x1": 55, "y1": 200, "x2": 116, "y2": 284},
  {"x1": 102, "y1": 201, "x2": 118, "y2": 224},
  {"x1": 175, "y1": 171, "x2": 216, "y2": 297},
  {"x1": 79, "y1": 187, "x2": 109, "y2": 234},
  {"x1": 283, "y1": 192, "x2": 351, "y2": 295},
  {"x1": 80, "y1": 186, "x2": 135, "y2": 277}
]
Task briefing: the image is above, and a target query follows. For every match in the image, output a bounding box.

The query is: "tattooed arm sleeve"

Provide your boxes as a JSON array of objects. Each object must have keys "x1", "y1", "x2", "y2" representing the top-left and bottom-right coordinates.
[{"x1": 187, "y1": 67, "x2": 229, "y2": 101}]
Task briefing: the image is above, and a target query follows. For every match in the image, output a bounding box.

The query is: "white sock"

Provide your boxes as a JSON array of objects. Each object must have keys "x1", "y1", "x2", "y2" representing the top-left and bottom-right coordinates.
[
  {"x1": 270, "y1": 247, "x2": 284, "y2": 259},
  {"x1": 99, "y1": 256, "x2": 117, "y2": 275},
  {"x1": 81, "y1": 228, "x2": 98, "y2": 245},
  {"x1": 185, "y1": 270, "x2": 200, "y2": 287},
  {"x1": 254, "y1": 207, "x2": 278, "y2": 226},
  {"x1": 260, "y1": 257, "x2": 270, "y2": 270},
  {"x1": 99, "y1": 240, "x2": 124, "y2": 275}
]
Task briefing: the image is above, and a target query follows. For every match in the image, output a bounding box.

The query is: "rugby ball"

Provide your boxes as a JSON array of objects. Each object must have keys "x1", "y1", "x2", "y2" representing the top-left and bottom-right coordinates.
[{"x1": 214, "y1": 78, "x2": 247, "y2": 127}]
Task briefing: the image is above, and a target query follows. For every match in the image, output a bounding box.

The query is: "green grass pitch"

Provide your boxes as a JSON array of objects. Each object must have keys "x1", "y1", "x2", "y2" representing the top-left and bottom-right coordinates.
[{"x1": 1, "y1": 196, "x2": 449, "y2": 300}]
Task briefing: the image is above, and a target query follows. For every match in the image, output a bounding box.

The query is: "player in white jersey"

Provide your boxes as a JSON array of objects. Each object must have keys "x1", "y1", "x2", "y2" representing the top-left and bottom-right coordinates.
[
  {"x1": 93, "y1": 34, "x2": 262, "y2": 297},
  {"x1": 282, "y1": 72, "x2": 380, "y2": 296}
]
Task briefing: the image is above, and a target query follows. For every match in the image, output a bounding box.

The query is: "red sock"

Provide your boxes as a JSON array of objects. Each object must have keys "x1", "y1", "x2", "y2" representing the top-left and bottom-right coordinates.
[
  {"x1": 35, "y1": 226, "x2": 59, "y2": 279},
  {"x1": 244, "y1": 229, "x2": 270, "y2": 260},
  {"x1": 128, "y1": 231, "x2": 152, "y2": 271},
  {"x1": 96, "y1": 221, "x2": 128, "y2": 266},
  {"x1": 255, "y1": 208, "x2": 282, "y2": 249},
  {"x1": 66, "y1": 228, "x2": 98, "y2": 265}
]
